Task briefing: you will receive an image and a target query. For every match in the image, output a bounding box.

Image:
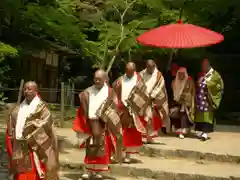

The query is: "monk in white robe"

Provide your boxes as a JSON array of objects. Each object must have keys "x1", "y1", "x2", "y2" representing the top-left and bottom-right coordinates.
[
  {"x1": 5, "y1": 81, "x2": 59, "y2": 180},
  {"x1": 113, "y1": 62, "x2": 146, "y2": 163},
  {"x1": 73, "y1": 70, "x2": 122, "y2": 179},
  {"x1": 140, "y1": 60, "x2": 170, "y2": 143}
]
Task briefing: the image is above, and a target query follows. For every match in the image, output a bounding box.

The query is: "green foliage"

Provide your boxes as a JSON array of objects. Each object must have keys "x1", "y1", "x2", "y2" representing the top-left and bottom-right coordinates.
[
  {"x1": 0, "y1": 92, "x2": 8, "y2": 102},
  {"x1": 23, "y1": 2, "x2": 86, "y2": 48},
  {"x1": 0, "y1": 42, "x2": 18, "y2": 60},
  {"x1": 0, "y1": 42, "x2": 17, "y2": 83},
  {"x1": 1, "y1": 0, "x2": 239, "y2": 75},
  {"x1": 48, "y1": 103, "x2": 58, "y2": 111},
  {"x1": 83, "y1": 0, "x2": 189, "y2": 70}
]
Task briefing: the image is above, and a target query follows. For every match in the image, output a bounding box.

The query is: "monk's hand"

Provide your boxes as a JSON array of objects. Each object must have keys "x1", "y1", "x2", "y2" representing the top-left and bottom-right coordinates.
[{"x1": 123, "y1": 101, "x2": 129, "y2": 108}]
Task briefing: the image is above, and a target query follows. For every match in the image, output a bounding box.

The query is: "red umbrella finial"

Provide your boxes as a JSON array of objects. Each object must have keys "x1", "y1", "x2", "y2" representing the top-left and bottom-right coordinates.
[{"x1": 177, "y1": 20, "x2": 183, "y2": 24}]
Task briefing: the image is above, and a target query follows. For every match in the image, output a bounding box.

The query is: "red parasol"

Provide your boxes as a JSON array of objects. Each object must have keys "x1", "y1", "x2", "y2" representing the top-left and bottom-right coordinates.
[{"x1": 136, "y1": 20, "x2": 224, "y2": 48}]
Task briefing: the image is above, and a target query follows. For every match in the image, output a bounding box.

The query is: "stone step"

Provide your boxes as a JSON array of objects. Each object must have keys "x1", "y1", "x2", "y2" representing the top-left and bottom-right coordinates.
[
  {"x1": 60, "y1": 149, "x2": 240, "y2": 180},
  {"x1": 140, "y1": 133, "x2": 240, "y2": 164},
  {"x1": 57, "y1": 126, "x2": 240, "y2": 164},
  {"x1": 59, "y1": 171, "x2": 150, "y2": 180}
]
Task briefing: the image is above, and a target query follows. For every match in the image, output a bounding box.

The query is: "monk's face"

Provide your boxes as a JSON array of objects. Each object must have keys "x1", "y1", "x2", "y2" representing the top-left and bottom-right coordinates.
[
  {"x1": 202, "y1": 59, "x2": 210, "y2": 73},
  {"x1": 94, "y1": 72, "x2": 105, "y2": 89},
  {"x1": 125, "y1": 67, "x2": 135, "y2": 78},
  {"x1": 146, "y1": 62, "x2": 155, "y2": 74},
  {"x1": 178, "y1": 72, "x2": 186, "y2": 81},
  {"x1": 23, "y1": 83, "x2": 37, "y2": 103}
]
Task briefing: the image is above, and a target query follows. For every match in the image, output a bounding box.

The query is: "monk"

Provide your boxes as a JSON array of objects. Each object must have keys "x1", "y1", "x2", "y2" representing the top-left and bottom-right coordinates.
[
  {"x1": 139, "y1": 60, "x2": 170, "y2": 143},
  {"x1": 170, "y1": 67, "x2": 195, "y2": 139},
  {"x1": 5, "y1": 81, "x2": 59, "y2": 180},
  {"x1": 113, "y1": 62, "x2": 146, "y2": 163},
  {"x1": 72, "y1": 69, "x2": 122, "y2": 179},
  {"x1": 164, "y1": 62, "x2": 180, "y2": 108},
  {"x1": 195, "y1": 59, "x2": 224, "y2": 141}
]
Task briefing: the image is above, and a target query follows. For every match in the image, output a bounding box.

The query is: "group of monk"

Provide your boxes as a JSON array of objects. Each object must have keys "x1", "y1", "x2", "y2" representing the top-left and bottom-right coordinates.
[
  {"x1": 72, "y1": 59, "x2": 224, "y2": 179},
  {"x1": 4, "y1": 59, "x2": 223, "y2": 180}
]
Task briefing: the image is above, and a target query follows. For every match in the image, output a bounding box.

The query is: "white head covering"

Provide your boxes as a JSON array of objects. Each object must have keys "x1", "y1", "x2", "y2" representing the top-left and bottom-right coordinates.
[{"x1": 172, "y1": 67, "x2": 188, "y2": 101}]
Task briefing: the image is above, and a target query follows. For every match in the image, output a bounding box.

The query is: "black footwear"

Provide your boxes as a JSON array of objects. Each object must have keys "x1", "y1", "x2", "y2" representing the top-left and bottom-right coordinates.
[
  {"x1": 161, "y1": 127, "x2": 167, "y2": 134},
  {"x1": 146, "y1": 138, "x2": 155, "y2": 144}
]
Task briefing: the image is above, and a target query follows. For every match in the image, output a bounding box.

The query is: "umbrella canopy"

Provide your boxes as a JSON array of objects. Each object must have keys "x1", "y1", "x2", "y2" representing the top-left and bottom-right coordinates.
[{"x1": 136, "y1": 20, "x2": 224, "y2": 48}]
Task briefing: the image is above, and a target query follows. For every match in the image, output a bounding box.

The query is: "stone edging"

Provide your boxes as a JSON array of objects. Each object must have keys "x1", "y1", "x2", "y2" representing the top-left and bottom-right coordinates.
[
  {"x1": 58, "y1": 138, "x2": 240, "y2": 164},
  {"x1": 60, "y1": 161, "x2": 238, "y2": 180}
]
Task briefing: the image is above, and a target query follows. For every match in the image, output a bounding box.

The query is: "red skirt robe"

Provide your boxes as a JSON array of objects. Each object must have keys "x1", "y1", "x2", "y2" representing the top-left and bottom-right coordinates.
[
  {"x1": 141, "y1": 106, "x2": 162, "y2": 139},
  {"x1": 118, "y1": 102, "x2": 143, "y2": 154},
  {"x1": 73, "y1": 107, "x2": 113, "y2": 172},
  {"x1": 5, "y1": 129, "x2": 46, "y2": 180}
]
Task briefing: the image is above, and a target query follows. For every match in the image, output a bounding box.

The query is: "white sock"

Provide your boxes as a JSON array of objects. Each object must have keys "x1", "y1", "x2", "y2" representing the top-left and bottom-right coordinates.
[
  {"x1": 202, "y1": 133, "x2": 208, "y2": 139},
  {"x1": 182, "y1": 128, "x2": 186, "y2": 134},
  {"x1": 176, "y1": 128, "x2": 181, "y2": 133}
]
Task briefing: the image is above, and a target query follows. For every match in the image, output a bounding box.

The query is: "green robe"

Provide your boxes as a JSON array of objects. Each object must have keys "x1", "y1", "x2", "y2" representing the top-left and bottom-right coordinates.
[{"x1": 195, "y1": 69, "x2": 224, "y2": 125}]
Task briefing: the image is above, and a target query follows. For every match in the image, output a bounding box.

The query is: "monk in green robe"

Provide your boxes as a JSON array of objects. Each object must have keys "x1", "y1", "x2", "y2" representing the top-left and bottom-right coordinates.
[{"x1": 195, "y1": 59, "x2": 224, "y2": 141}]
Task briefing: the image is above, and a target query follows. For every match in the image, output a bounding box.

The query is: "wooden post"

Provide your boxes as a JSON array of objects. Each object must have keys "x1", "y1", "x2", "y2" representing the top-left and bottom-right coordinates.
[
  {"x1": 17, "y1": 79, "x2": 25, "y2": 105},
  {"x1": 71, "y1": 82, "x2": 75, "y2": 108},
  {"x1": 67, "y1": 82, "x2": 71, "y2": 106},
  {"x1": 60, "y1": 82, "x2": 64, "y2": 128}
]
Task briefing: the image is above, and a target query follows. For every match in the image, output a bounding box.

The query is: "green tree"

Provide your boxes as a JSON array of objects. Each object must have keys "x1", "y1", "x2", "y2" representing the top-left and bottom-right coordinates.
[{"x1": 81, "y1": 0, "x2": 181, "y2": 72}]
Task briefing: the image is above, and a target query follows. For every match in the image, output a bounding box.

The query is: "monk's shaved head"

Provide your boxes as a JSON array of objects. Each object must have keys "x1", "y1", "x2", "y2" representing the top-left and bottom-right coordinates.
[
  {"x1": 146, "y1": 59, "x2": 156, "y2": 74},
  {"x1": 95, "y1": 69, "x2": 106, "y2": 79},
  {"x1": 23, "y1": 81, "x2": 38, "y2": 103},
  {"x1": 125, "y1": 62, "x2": 136, "y2": 78},
  {"x1": 146, "y1": 59, "x2": 156, "y2": 66},
  {"x1": 25, "y1": 81, "x2": 38, "y2": 91},
  {"x1": 126, "y1": 62, "x2": 136, "y2": 70},
  {"x1": 94, "y1": 69, "x2": 107, "y2": 89}
]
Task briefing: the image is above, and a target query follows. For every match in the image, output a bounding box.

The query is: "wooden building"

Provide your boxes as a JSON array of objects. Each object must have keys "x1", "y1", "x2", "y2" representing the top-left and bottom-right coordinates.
[{"x1": 19, "y1": 50, "x2": 59, "y2": 103}]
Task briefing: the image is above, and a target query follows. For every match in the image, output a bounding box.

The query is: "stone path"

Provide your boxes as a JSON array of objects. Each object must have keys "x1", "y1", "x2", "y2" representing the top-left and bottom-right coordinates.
[
  {"x1": 57, "y1": 125, "x2": 240, "y2": 162},
  {"x1": 56, "y1": 124, "x2": 240, "y2": 153},
  {"x1": 1, "y1": 124, "x2": 240, "y2": 179},
  {"x1": 60, "y1": 171, "x2": 153, "y2": 180},
  {"x1": 60, "y1": 149, "x2": 240, "y2": 180},
  {"x1": 57, "y1": 125, "x2": 240, "y2": 179}
]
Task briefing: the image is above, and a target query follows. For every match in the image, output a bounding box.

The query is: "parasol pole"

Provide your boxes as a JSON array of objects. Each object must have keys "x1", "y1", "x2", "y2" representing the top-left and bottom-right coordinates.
[
  {"x1": 166, "y1": 2, "x2": 185, "y2": 71},
  {"x1": 166, "y1": 49, "x2": 174, "y2": 71}
]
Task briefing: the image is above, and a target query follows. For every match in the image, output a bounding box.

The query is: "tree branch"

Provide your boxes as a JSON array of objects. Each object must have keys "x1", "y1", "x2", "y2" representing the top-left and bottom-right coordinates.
[{"x1": 106, "y1": 0, "x2": 137, "y2": 73}]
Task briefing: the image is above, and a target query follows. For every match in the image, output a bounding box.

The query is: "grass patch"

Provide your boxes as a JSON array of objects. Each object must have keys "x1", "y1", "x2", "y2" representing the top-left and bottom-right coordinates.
[
  {"x1": 52, "y1": 107, "x2": 76, "y2": 128},
  {"x1": 0, "y1": 131, "x2": 5, "y2": 149}
]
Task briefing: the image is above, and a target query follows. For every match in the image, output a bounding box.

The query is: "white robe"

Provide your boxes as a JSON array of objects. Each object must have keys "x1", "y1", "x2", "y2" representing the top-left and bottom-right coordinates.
[
  {"x1": 88, "y1": 83, "x2": 109, "y2": 119},
  {"x1": 142, "y1": 68, "x2": 158, "y2": 94},
  {"x1": 15, "y1": 95, "x2": 45, "y2": 178},
  {"x1": 15, "y1": 95, "x2": 41, "y2": 139},
  {"x1": 121, "y1": 73, "x2": 138, "y2": 106}
]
